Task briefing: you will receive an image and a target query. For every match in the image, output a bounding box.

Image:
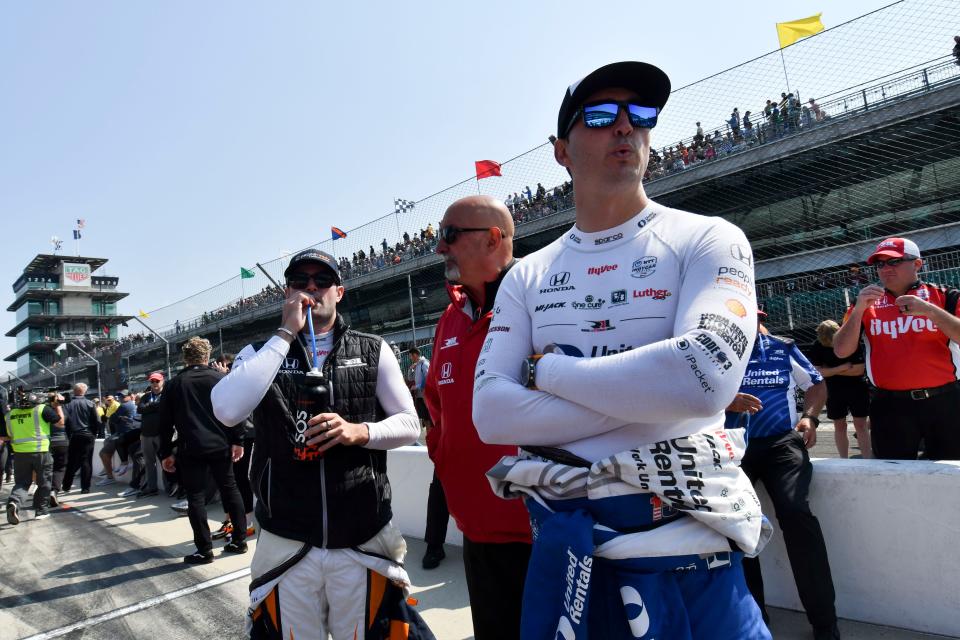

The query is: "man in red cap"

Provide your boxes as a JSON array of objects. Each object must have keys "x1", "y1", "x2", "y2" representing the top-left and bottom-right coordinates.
[
  {"x1": 834, "y1": 237, "x2": 960, "y2": 460},
  {"x1": 138, "y1": 371, "x2": 166, "y2": 497}
]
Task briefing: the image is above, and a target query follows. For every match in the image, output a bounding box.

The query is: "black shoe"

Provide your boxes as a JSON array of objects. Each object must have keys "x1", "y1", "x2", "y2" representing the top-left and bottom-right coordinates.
[
  {"x1": 80, "y1": 489, "x2": 90, "y2": 494},
  {"x1": 421, "y1": 547, "x2": 445, "y2": 570},
  {"x1": 6, "y1": 502, "x2": 20, "y2": 525},
  {"x1": 35, "y1": 511, "x2": 50, "y2": 520},
  {"x1": 49, "y1": 492, "x2": 59, "y2": 507},
  {"x1": 223, "y1": 541, "x2": 248, "y2": 554},
  {"x1": 814, "y1": 622, "x2": 841, "y2": 640},
  {"x1": 136, "y1": 489, "x2": 159, "y2": 498},
  {"x1": 183, "y1": 551, "x2": 214, "y2": 565}
]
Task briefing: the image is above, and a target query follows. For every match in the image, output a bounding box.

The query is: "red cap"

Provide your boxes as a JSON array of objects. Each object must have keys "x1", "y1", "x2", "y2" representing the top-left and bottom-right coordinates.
[
  {"x1": 867, "y1": 237, "x2": 921, "y2": 265},
  {"x1": 148, "y1": 372, "x2": 164, "y2": 382}
]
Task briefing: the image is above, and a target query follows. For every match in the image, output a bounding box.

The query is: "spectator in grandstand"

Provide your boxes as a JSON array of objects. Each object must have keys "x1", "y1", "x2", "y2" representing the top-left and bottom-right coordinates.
[
  {"x1": 953, "y1": 35, "x2": 959, "y2": 67},
  {"x1": 694, "y1": 121, "x2": 704, "y2": 143},
  {"x1": 427, "y1": 194, "x2": 529, "y2": 638},
  {"x1": 807, "y1": 320, "x2": 872, "y2": 459},
  {"x1": 729, "y1": 107, "x2": 741, "y2": 136},
  {"x1": 726, "y1": 314, "x2": 839, "y2": 640},
  {"x1": 62, "y1": 383, "x2": 100, "y2": 494},
  {"x1": 210, "y1": 248, "x2": 427, "y2": 637},
  {"x1": 159, "y1": 337, "x2": 247, "y2": 564},
  {"x1": 137, "y1": 372, "x2": 165, "y2": 497},
  {"x1": 834, "y1": 237, "x2": 960, "y2": 460}
]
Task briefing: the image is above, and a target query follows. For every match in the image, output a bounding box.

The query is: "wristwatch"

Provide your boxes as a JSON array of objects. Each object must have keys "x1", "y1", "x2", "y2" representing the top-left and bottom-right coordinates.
[
  {"x1": 800, "y1": 413, "x2": 820, "y2": 427},
  {"x1": 520, "y1": 355, "x2": 543, "y2": 390}
]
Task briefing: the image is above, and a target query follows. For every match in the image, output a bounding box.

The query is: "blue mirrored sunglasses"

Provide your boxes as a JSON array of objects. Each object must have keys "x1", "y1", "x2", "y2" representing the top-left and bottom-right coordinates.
[{"x1": 565, "y1": 101, "x2": 659, "y2": 137}]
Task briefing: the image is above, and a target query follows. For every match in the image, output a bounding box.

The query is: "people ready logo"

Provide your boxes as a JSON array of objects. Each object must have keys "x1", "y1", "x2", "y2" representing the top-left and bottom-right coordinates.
[{"x1": 869, "y1": 316, "x2": 938, "y2": 339}]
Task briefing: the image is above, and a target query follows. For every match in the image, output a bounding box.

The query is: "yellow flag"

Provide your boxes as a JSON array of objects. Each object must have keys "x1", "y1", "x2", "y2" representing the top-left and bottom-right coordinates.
[
  {"x1": 776, "y1": 13, "x2": 825, "y2": 48},
  {"x1": 138, "y1": 309, "x2": 149, "y2": 319}
]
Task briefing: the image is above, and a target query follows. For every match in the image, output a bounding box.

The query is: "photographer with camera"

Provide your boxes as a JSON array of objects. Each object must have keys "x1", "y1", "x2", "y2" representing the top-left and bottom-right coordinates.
[
  {"x1": 212, "y1": 249, "x2": 430, "y2": 640},
  {"x1": 3, "y1": 390, "x2": 64, "y2": 524}
]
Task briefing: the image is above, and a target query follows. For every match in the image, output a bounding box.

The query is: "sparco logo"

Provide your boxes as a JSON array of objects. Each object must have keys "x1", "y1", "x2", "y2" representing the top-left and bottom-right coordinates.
[
  {"x1": 535, "y1": 302, "x2": 566, "y2": 312},
  {"x1": 631, "y1": 256, "x2": 657, "y2": 278},
  {"x1": 587, "y1": 264, "x2": 618, "y2": 276},
  {"x1": 869, "y1": 316, "x2": 937, "y2": 339},
  {"x1": 595, "y1": 232, "x2": 622, "y2": 245}
]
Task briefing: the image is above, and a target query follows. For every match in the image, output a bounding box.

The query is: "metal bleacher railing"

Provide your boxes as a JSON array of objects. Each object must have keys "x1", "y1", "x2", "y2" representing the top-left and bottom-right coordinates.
[{"x1": 16, "y1": 0, "x2": 960, "y2": 387}]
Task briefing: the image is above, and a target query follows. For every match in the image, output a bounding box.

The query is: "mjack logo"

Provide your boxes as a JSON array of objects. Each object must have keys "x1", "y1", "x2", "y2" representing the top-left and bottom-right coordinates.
[
  {"x1": 587, "y1": 264, "x2": 618, "y2": 276},
  {"x1": 535, "y1": 301, "x2": 567, "y2": 313},
  {"x1": 571, "y1": 295, "x2": 605, "y2": 310},
  {"x1": 610, "y1": 289, "x2": 628, "y2": 306},
  {"x1": 582, "y1": 319, "x2": 615, "y2": 332},
  {"x1": 438, "y1": 361, "x2": 455, "y2": 386},
  {"x1": 633, "y1": 288, "x2": 671, "y2": 300},
  {"x1": 730, "y1": 244, "x2": 753, "y2": 267},
  {"x1": 869, "y1": 316, "x2": 938, "y2": 339},
  {"x1": 631, "y1": 256, "x2": 658, "y2": 278},
  {"x1": 595, "y1": 232, "x2": 623, "y2": 246},
  {"x1": 591, "y1": 343, "x2": 633, "y2": 357},
  {"x1": 568, "y1": 233, "x2": 582, "y2": 244},
  {"x1": 541, "y1": 271, "x2": 575, "y2": 294}
]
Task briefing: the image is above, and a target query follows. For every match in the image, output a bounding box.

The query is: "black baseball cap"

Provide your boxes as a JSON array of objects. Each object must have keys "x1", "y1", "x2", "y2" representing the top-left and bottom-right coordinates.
[
  {"x1": 557, "y1": 61, "x2": 672, "y2": 138},
  {"x1": 283, "y1": 248, "x2": 341, "y2": 283}
]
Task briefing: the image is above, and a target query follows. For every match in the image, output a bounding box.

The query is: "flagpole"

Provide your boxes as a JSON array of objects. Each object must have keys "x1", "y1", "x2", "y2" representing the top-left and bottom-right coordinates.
[{"x1": 779, "y1": 48, "x2": 792, "y2": 94}]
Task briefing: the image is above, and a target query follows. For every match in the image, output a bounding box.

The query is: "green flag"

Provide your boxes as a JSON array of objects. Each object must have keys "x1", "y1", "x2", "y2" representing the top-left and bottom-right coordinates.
[{"x1": 240, "y1": 267, "x2": 256, "y2": 279}]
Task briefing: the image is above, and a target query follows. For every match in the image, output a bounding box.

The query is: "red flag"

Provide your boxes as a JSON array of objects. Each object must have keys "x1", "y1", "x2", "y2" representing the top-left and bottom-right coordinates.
[{"x1": 474, "y1": 160, "x2": 502, "y2": 179}]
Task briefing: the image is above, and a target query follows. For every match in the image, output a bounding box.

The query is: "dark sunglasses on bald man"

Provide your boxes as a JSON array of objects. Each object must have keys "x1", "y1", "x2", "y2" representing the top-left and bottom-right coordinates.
[
  {"x1": 286, "y1": 272, "x2": 337, "y2": 290},
  {"x1": 439, "y1": 225, "x2": 496, "y2": 245},
  {"x1": 873, "y1": 257, "x2": 915, "y2": 268},
  {"x1": 563, "y1": 100, "x2": 659, "y2": 137}
]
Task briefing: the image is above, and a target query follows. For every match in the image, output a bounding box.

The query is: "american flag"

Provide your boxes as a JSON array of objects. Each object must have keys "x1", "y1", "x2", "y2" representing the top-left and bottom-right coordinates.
[
  {"x1": 77, "y1": 219, "x2": 85, "y2": 229},
  {"x1": 394, "y1": 198, "x2": 415, "y2": 214}
]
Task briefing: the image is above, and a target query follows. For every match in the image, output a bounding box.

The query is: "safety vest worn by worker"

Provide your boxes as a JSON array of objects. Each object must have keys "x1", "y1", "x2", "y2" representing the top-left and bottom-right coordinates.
[{"x1": 5, "y1": 404, "x2": 52, "y2": 453}]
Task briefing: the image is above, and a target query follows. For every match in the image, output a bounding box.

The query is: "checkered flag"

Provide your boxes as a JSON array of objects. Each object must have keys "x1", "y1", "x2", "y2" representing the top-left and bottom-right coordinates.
[{"x1": 394, "y1": 198, "x2": 416, "y2": 214}]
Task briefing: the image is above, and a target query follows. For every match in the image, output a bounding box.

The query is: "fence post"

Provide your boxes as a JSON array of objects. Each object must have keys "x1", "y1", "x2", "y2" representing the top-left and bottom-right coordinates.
[
  {"x1": 922, "y1": 68, "x2": 929, "y2": 91},
  {"x1": 862, "y1": 89, "x2": 869, "y2": 111}
]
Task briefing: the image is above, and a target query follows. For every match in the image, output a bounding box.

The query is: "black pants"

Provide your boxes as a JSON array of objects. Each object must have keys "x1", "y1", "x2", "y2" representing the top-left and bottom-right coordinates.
[
  {"x1": 8, "y1": 452, "x2": 52, "y2": 512},
  {"x1": 179, "y1": 451, "x2": 246, "y2": 553},
  {"x1": 870, "y1": 387, "x2": 960, "y2": 460},
  {"x1": 63, "y1": 434, "x2": 95, "y2": 492},
  {"x1": 233, "y1": 438, "x2": 255, "y2": 514},
  {"x1": 50, "y1": 444, "x2": 69, "y2": 493},
  {"x1": 423, "y1": 472, "x2": 449, "y2": 549},
  {"x1": 462, "y1": 537, "x2": 531, "y2": 640},
  {"x1": 740, "y1": 430, "x2": 837, "y2": 630}
]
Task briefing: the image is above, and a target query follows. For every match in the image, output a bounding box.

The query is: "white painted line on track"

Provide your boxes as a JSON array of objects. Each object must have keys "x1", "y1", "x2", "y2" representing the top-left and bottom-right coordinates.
[{"x1": 21, "y1": 567, "x2": 251, "y2": 639}]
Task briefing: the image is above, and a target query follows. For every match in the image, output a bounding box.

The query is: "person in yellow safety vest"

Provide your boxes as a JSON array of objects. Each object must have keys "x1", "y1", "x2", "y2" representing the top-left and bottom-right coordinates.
[{"x1": 2, "y1": 392, "x2": 64, "y2": 525}]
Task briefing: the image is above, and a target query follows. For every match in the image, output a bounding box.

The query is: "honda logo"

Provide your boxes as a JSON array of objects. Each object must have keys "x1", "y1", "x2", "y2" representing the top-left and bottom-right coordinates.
[
  {"x1": 730, "y1": 244, "x2": 752, "y2": 266},
  {"x1": 440, "y1": 362, "x2": 453, "y2": 379},
  {"x1": 549, "y1": 271, "x2": 571, "y2": 287}
]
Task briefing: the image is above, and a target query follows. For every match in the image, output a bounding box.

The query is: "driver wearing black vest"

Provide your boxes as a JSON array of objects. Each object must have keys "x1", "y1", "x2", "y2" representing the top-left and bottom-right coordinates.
[{"x1": 212, "y1": 248, "x2": 432, "y2": 640}]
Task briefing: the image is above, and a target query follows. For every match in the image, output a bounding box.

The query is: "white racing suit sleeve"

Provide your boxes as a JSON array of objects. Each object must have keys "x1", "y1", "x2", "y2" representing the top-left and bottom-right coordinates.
[
  {"x1": 212, "y1": 336, "x2": 289, "y2": 427},
  {"x1": 473, "y1": 270, "x2": 630, "y2": 446},
  {"x1": 533, "y1": 223, "x2": 756, "y2": 423},
  {"x1": 365, "y1": 340, "x2": 420, "y2": 450}
]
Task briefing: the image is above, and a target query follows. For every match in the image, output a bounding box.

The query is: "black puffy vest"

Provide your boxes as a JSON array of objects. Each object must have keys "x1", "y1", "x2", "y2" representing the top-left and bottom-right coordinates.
[{"x1": 249, "y1": 317, "x2": 390, "y2": 548}]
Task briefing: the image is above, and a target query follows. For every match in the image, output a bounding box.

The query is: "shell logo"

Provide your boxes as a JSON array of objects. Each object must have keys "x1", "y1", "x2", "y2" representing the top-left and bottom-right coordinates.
[{"x1": 725, "y1": 299, "x2": 747, "y2": 318}]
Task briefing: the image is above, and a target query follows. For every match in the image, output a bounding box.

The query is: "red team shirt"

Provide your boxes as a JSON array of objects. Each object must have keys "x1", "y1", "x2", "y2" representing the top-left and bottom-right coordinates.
[{"x1": 845, "y1": 281, "x2": 960, "y2": 391}]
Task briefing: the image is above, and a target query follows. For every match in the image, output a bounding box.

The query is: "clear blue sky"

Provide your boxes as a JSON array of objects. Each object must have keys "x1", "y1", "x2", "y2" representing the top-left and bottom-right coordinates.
[{"x1": 0, "y1": 1, "x2": 907, "y2": 372}]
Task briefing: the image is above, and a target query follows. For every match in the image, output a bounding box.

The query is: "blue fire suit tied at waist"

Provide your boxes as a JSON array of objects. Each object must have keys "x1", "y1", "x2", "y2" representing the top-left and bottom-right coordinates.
[{"x1": 486, "y1": 428, "x2": 773, "y2": 640}]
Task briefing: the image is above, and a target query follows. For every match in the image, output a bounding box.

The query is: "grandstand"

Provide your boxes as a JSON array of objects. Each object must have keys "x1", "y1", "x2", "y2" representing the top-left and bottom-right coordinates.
[{"x1": 7, "y1": 0, "x2": 960, "y2": 392}]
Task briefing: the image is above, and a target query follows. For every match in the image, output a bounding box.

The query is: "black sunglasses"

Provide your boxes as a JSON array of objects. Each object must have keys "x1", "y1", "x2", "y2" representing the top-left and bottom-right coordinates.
[
  {"x1": 873, "y1": 257, "x2": 913, "y2": 268},
  {"x1": 564, "y1": 100, "x2": 659, "y2": 137},
  {"x1": 439, "y1": 225, "x2": 492, "y2": 244},
  {"x1": 286, "y1": 272, "x2": 337, "y2": 290}
]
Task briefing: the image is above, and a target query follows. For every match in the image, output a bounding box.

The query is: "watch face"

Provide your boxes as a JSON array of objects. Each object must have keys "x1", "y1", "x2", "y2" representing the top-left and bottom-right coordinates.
[{"x1": 520, "y1": 358, "x2": 532, "y2": 387}]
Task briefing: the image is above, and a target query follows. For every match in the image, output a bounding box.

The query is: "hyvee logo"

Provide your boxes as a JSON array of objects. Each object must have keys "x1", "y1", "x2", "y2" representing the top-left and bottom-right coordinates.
[
  {"x1": 730, "y1": 244, "x2": 752, "y2": 267},
  {"x1": 581, "y1": 320, "x2": 615, "y2": 332},
  {"x1": 571, "y1": 295, "x2": 605, "y2": 310},
  {"x1": 595, "y1": 232, "x2": 623, "y2": 246},
  {"x1": 869, "y1": 316, "x2": 938, "y2": 339},
  {"x1": 535, "y1": 301, "x2": 567, "y2": 312},
  {"x1": 633, "y1": 288, "x2": 671, "y2": 300},
  {"x1": 631, "y1": 256, "x2": 657, "y2": 278},
  {"x1": 438, "y1": 361, "x2": 455, "y2": 385},
  {"x1": 587, "y1": 264, "x2": 618, "y2": 276}
]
